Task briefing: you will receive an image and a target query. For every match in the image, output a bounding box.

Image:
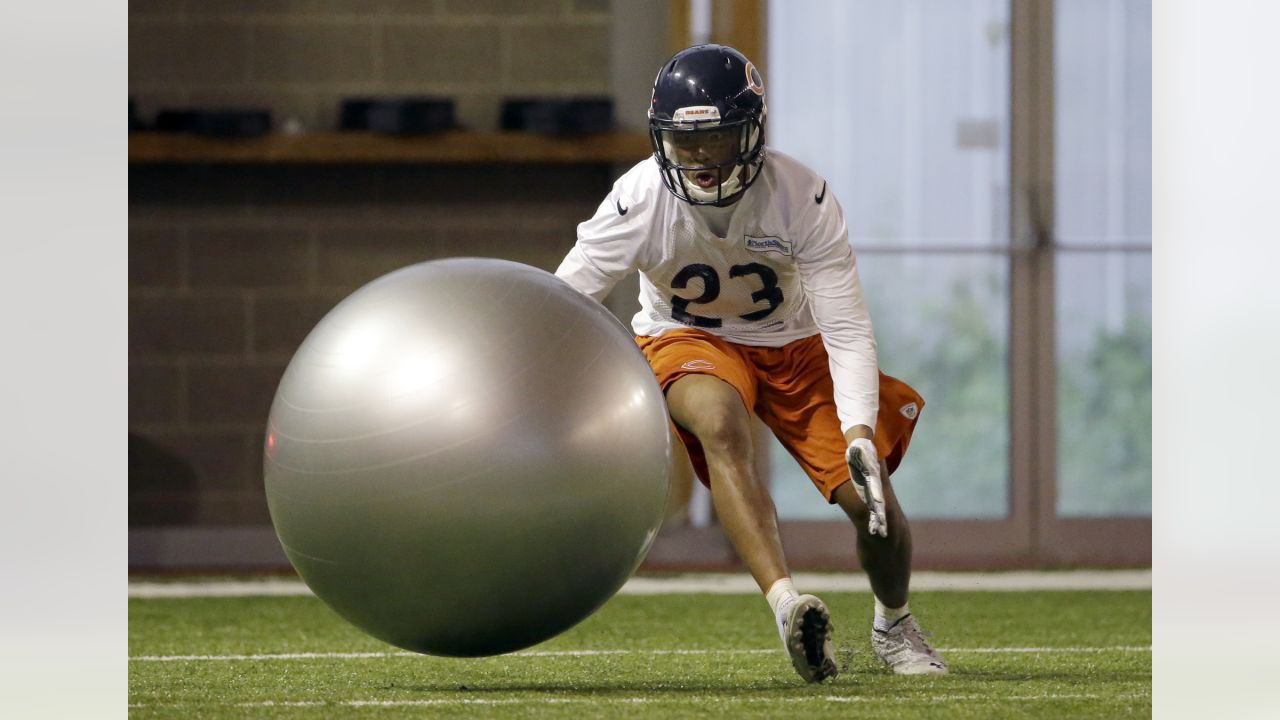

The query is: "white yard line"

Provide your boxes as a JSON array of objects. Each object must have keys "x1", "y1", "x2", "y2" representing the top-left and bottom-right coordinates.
[
  {"x1": 129, "y1": 646, "x2": 1151, "y2": 662},
  {"x1": 128, "y1": 691, "x2": 1149, "y2": 709},
  {"x1": 128, "y1": 569, "x2": 1151, "y2": 598},
  {"x1": 627, "y1": 570, "x2": 1153, "y2": 593}
]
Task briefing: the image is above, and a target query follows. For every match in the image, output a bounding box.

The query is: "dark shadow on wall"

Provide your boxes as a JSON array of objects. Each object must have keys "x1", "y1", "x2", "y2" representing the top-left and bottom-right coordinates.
[{"x1": 128, "y1": 433, "x2": 198, "y2": 526}]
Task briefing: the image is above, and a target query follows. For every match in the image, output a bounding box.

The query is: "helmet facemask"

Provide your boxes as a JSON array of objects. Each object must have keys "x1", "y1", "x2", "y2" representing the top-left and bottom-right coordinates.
[{"x1": 650, "y1": 110, "x2": 766, "y2": 207}]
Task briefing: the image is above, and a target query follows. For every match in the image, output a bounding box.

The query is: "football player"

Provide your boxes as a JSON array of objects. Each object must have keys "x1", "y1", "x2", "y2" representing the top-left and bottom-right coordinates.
[{"x1": 555, "y1": 44, "x2": 947, "y2": 682}]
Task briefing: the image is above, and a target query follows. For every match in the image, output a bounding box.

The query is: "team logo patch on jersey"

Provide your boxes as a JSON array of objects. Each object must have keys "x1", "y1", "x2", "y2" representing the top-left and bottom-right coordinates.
[
  {"x1": 681, "y1": 359, "x2": 716, "y2": 371},
  {"x1": 900, "y1": 402, "x2": 919, "y2": 420},
  {"x1": 744, "y1": 234, "x2": 793, "y2": 256}
]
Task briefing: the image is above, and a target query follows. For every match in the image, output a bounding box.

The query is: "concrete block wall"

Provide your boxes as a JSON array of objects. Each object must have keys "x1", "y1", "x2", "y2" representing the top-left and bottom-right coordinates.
[
  {"x1": 128, "y1": 0, "x2": 612, "y2": 133},
  {"x1": 128, "y1": 0, "x2": 629, "y2": 527}
]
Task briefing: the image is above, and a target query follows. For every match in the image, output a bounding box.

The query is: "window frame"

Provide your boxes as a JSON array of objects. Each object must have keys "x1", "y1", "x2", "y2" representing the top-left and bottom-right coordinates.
[{"x1": 639, "y1": 0, "x2": 1150, "y2": 570}]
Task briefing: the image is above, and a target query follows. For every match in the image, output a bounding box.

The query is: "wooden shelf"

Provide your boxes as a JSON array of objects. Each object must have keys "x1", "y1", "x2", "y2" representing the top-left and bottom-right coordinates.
[{"x1": 128, "y1": 131, "x2": 653, "y2": 165}]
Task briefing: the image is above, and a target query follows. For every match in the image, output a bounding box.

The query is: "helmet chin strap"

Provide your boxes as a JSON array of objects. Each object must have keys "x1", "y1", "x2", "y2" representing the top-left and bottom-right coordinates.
[{"x1": 684, "y1": 164, "x2": 744, "y2": 204}]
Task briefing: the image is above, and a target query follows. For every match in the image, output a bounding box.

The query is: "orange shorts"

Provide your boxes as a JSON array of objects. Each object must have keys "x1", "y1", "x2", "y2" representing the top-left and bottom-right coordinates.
[{"x1": 635, "y1": 329, "x2": 924, "y2": 502}]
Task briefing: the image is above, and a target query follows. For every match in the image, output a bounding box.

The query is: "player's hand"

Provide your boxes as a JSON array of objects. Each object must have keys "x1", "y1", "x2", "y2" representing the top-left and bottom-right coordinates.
[{"x1": 845, "y1": 437, "x2": 888, "y2": 538}]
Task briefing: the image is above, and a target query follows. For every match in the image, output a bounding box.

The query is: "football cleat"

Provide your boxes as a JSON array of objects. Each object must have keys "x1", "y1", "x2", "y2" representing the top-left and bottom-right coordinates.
[
  {"x1": 871, "y1": 614, "x2": 949, "y2": 675},
  {"x1": 776, "y1": 594, "x2": 838, "y2": 683}
]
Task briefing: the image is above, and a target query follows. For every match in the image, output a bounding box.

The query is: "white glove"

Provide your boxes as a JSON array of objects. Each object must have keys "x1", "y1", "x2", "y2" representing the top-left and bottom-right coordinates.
[{"x1": 845, "y1": 437, "x2": 888, "y2": 538}]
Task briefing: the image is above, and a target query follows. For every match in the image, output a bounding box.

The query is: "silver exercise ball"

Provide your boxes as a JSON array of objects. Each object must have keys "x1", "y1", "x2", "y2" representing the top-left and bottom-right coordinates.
[{"x1": 264, "y1": 258, "x2": 671, "y2": 657}]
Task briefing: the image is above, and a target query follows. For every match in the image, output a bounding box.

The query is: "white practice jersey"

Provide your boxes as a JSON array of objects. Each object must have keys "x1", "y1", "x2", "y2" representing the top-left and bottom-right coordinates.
[{"x1": 555, "y1": 149, "x2": 879, "y2": 433}]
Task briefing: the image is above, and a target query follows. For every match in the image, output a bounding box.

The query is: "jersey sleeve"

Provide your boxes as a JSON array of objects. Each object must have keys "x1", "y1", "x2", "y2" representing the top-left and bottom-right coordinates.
[
  {"x1": 555, "y1": 176, "x2": 654, "y2": 303},
  {"x1": 794, "y1": 190, "x2": 880, "y2": 435}
]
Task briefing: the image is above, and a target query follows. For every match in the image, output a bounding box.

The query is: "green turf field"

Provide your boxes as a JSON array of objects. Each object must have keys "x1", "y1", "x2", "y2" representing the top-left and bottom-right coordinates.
[{"x1": 129, "y1": 587, "x2": 1150, "y2": 718}]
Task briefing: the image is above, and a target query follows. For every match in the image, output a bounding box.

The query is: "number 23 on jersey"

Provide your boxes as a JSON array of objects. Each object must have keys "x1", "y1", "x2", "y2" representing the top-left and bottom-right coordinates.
[{"x1": 669, "y1": 262, "x2": 784, "y2": 328}]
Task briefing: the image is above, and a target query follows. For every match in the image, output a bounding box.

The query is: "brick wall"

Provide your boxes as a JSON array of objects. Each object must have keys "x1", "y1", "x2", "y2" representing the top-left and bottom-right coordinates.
[
  {"x1": 129, "y1": 0, "x2": 629, "y2": 527},
  {"x1": 129, "y1": 164, "x2": 617, "y2": 525},
  {"x1": 129, "y1": 0, "x2": 611, "y2": 133}
]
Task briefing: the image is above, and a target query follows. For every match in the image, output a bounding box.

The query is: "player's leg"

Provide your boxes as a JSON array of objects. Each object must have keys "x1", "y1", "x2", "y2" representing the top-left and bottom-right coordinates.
[
  {"x1": 662, "y1": 425, "x2": 696, "y2": 527},
  {"x1": 665, "y1": 374, "x2": 787, "y2": 591},
  {"x1": 665, "y1": 377, "x2": 836, "y2": 683},
  {"x1": 638, "y1": 330, "x2": 836, "y2": 683},
  {"x1": 832, "y1": 472, "x2": 944, "y2": 674},
  {"x1": 638, "y1": 331, "x2": 788, "y2": 592},
  {"x1": 835, "y1": 372, "x2": 947, "y2": 674},
  {"x1": 832, "y1": 468, "x2": 911, "y2": 608},
  {"x1": 755, "y1": 338, "x2": 945, "y2": 674},
  {"x1": 753, "y1": 339, "x2": 912, "y2": 600}
]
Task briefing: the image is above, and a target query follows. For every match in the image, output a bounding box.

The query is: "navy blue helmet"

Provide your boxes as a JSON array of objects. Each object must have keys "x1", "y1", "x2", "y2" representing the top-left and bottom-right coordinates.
[{"x1": 648, "y1": 44, "x2": 767, "y2": 207}]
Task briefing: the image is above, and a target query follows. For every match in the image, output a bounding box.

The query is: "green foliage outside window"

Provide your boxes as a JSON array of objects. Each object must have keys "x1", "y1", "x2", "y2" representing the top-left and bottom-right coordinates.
[{"x1": 1058, "y1": 317, "x2": 1153, "y2": 516}]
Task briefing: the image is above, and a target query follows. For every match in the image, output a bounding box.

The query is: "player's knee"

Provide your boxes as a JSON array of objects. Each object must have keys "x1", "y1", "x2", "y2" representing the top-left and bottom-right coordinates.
[
  {"x1": 690, "y1": 402, "x2": 751, "y2": 456},
  {"x1": 669, "y1": 376, "x2": 751, "y2": 455}
]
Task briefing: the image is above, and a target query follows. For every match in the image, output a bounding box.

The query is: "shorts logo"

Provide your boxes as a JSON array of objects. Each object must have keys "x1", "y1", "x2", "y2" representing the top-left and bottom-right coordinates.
[
  {"x1": 744, "y1": 234, "x2": 792, "y2": 256},
  {"x1": 899, "y1": 402, "x2": 919, "y2": 420},
  {"x1": 681, "y1": 359, "x2": 716, "y2": 371}
]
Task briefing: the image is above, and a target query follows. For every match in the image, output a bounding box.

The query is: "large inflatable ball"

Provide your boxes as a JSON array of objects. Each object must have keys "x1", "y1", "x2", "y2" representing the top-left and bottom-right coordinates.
[{"x1": 264, "y1": 258, "x2": 671, "y2": 657}]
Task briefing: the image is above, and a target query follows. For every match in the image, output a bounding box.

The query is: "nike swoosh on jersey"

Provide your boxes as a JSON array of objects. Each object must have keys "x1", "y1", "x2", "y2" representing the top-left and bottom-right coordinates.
[
  {"x1": 815, "y1": 182, "x2": 827, "y2": 204},
  {"x1": 616, "y1": 199, "x2": 629, "y2": 215}
]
